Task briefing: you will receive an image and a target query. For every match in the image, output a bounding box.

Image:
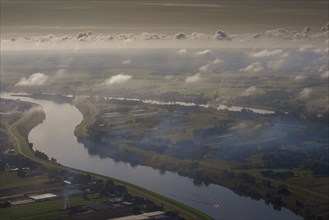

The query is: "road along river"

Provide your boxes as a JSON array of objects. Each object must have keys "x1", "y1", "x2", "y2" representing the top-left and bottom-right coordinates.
[{"x1": 2, "y1": 94, "x2": 300, "y2": 220}]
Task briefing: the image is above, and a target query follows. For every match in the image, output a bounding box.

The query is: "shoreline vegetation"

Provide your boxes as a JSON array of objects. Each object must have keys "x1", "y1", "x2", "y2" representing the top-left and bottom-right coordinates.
[{"x1": 1, "y1": 98, "x2": 212, "y2": 220}]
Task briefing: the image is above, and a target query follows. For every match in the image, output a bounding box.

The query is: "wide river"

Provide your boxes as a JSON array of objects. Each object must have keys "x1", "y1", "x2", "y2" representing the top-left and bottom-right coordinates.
[{"x1": 3, "y1": 94, "x2": 301, "y2": 220}]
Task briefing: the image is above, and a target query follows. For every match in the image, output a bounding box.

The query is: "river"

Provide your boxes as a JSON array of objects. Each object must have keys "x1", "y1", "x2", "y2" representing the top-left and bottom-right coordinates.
[
  {"x1": 2, "y1": 94, "x2": 301, "y2": 220},
  {"x1": 104, "y1": 97, "x2": 275, "y2": 114}
]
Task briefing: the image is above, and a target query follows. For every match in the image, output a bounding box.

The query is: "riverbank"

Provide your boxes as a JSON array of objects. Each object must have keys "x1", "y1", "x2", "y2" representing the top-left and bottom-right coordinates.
[{"x1": 3, "y1": 99, "x2": 212, "y2": 220}]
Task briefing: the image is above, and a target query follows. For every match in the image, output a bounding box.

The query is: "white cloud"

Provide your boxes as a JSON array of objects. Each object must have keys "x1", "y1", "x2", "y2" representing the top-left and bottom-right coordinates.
[
  {"x1": 298, "y1": 45, "x2": 313, "y2": 52},
  {"x1": 116, "y1": 33, "x2": 135, "y2": 41},
  {"x1": 241, "y1": 86, "x2": 258, "y2": 96},
  {"x1": 104, "y1": 73, "x2": 132, "y2": 85},
  {"x1": 294, "y1": 75, "x2": 306, "y2": 82},
  {"x1": 76, "y1": 31, "x2": 92, "y2": 41},
  {"x1": 2, "y1": 24, "x2": 329, "y2": 51},
  {"x1": 267, "y1": 59, "x2": 285, "y2": 70},
  {"x1": 215, "y1": 30, "x2": 231, "y2": 41},
  {"x1": 185, "y1": 73, "x2": 201, "y2": 83},
  {"x1": 320, "y1": 71, "x2": 329, "y2": 79},
  {"x1": 140, "y1": 32, "x2": 161, "y2": 40},
  {"x1": 313, "y1": 48, "x2": 328, "y2": 55},
  {"x1": 249, "y1": 49, "x2": 283, "y2": 58},
  {"x1": 299, "y1": 87, "x2": 312, "y2": 99},
  {"x1": 240, "y1": 62, "x2": 264, "y2": 72},
  {"x1": 122, "y1": 60, "x2": 131, "y2": 65},
  {"x1": 165, "y1": 75, "x2": 174, "y2": 80},
  {"x1": 199, "y1": 64, "x2": 212, "y2": 73},
  {"x1": 174, "y1": 32, "x2": 186, "y2": 40},
  {"x1": 318, "y1": 65, "x2": 327, "y2": 73},
  {"x1": 55, "y1": 69, "x2": 66, "y2": 78},
  {"x1": 191, "y1": 32, "x2": 210, "y2": 40},
  {"x1": 177, "y1": 49, "x2": 187, "y2": 55},
  {"x1": 303, "y1": 26, "x2": 311, "y2": 34},
  {"x1": 320, "y1": 22, "x2": 329, "y2": 32},
  {"x1": 195, "y1": 49, "x2": 212, "y2": 56},
  {"x1": 72, "y1": 47, "x2": 80, "y2": 53},
  {"x1": 96, "y1": 34, "x2": 114, "y2": 42},
  {"x1": 198, "y1": 58, "x2": 224, "y2": 73},
  {"x1": 31, "y1": 34, "x2": 54, "y2": 42},
  {"x1": 15, "y1": 73, "x2": 49, "y2": 86},
  {"x1": 325, "y1": 38, "x2": 329, "y2": 45},
  {"x1": 213, "y1": 59, "x2": 223, "y2": 64},
  {"x1": 123, "y1": 38, "x2": 134, "y2": 44}
]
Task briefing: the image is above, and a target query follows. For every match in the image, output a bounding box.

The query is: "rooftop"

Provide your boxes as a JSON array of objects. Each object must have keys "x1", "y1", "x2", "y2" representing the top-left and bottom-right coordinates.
[
  {"x1": 29, "y1": 193, "x2": 57, "y2": 201},
  {"x1": 110, "y1": 211, "x2": 166, "y2": 220}
]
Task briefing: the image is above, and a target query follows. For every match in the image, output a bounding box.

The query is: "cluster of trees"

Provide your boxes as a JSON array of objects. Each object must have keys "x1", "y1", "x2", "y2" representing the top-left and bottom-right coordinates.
[
  {"x1": 34, "y1": 150, "x2": 49, "y2": 161},
  {"x1": 137, "y1": 137, "x2": 170, "y2": 154},
  {"x1": 261, "y1": 170, "x2": 295, "y2": 180},
  {"x1": 276, "y1": 185, "x2": 290, "y2": 195},
  {"x1": 233, "y1": 90, "x2": 297, "y2": 113},
  {"x1": 0, "y1": 99, "x2": 32, "y2": 114},
  {"x1": 193, "y1": 124, "x2": 228, "y2": 138},
  {"x1": 310, "y1": 162, "x2": 329, "y2": 177},
  {"x1": 16, "y1": 111, "x2": 45, "y2": 140},
  {"x1": 262, "y1": 151, "x2": 329, "y2": 177},
  {"x1": 31, "y1": 93, "x2": 72, "y2": 104},
  {"x1": 238, "y1": 172, "x2": 256, "y2": 183},
  {"x1": 65, "y1": 174, "x2": 184, "y2": 219},
  {"x1": 0, "y1": 152, "x2": 38, "y2": 172},
  {"x1": 0, "y1": 201, "x2": 11, "y2": 208}
]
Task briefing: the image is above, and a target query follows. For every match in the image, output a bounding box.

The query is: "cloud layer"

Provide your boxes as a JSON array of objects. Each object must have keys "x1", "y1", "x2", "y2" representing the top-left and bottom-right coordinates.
[
  {"x1": 104, "y1": 73, "x2": 132, "y2": 85},
  {"x1": 240, "y1": 62, "x2": 265, "y2": 73},
  {"x1": 2, "y1": 23, "x2": 328, "y2": 50},
  {"x1": 241, "y1": 86, "x2": 259, "y2": 96},
  {"x1": 15, "y1": 73, "x2": 49, "y2": 86},
  {"x1": 185, "y1": 73, "x2": 201, "y2": 83},
  {"x1": 299, "y1": 87, "x2": 312, "y2": 99}
]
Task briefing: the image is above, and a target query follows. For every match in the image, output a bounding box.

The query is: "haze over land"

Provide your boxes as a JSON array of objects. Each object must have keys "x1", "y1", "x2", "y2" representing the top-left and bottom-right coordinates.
[{"x1": 0, "y1": 1, "x2": 328, "y2": 220}]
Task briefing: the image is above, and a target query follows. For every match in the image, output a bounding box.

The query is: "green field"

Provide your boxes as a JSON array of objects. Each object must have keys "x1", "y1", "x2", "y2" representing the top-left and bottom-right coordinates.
[
  {"x1": 0, "y1": 172, "x2": 49, "y2": 190},
  {"x1": 1, "y1": 196, "x2": 86, "y2": 220}
]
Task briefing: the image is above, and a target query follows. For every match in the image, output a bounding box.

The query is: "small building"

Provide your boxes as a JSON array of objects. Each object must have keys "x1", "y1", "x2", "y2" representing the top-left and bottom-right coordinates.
[
  {"x1": 29, "y1": 193, "x2": 57, "y2": 201},
  {"x1": 10, "y1": 199, "x2": 35, "y2": 206},
  {"x1": 143, "y1": 211, "x2": 168, "y2": 220},
  {"x1": 8, "y1": 149, "x2": 15, "y2": 154},
  {"x1": 64, "y1": 180, "x2": 72, "y2": 185},
  {"x1": 122, "y1": 201, "x2": 133, "y2": 206},
  {"x1": 109, "y1": 211, "x2": 168, "y2": 220},
  {"x1": 110, "y1": 215, "x2": 148, "y2": 220},
  {"x1": 108, "y1": 197, "x2": 122, "y2": 203}
]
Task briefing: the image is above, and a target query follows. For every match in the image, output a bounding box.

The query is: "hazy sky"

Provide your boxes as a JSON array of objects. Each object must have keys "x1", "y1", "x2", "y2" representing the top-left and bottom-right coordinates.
[{"x1": 1, "y1": 0, "x2": 328, "y2": 38}]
